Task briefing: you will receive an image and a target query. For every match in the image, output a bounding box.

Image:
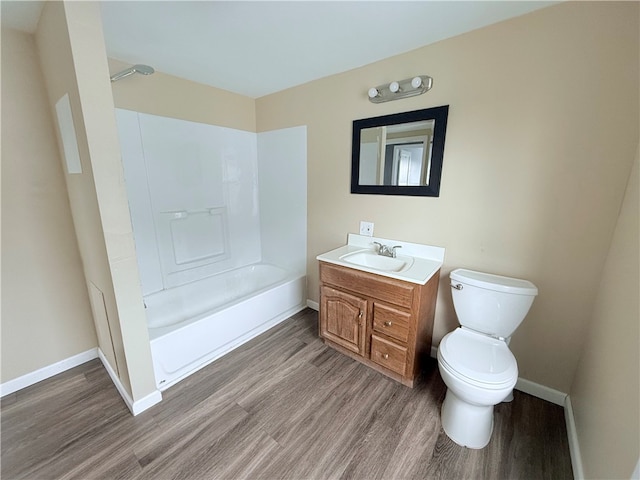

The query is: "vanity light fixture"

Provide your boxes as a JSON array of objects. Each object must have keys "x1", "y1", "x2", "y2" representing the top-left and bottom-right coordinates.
[{"x1": 367, "y1": 75, "x2": 433, "y2": 103}]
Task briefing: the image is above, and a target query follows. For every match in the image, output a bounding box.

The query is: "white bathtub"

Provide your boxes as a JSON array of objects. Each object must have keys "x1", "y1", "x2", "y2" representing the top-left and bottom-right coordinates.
[{"x1": 146, "y1": 264, "x2": 306, "y2": 390}]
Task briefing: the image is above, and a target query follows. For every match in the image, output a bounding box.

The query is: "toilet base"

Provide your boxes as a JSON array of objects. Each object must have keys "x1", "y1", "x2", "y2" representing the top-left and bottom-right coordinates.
[{"x1": 441, "y1": 390, "x2": 494, "y2": 449}]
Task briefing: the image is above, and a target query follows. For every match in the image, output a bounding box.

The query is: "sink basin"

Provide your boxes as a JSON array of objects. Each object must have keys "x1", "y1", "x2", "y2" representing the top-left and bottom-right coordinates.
[{"x1": 339, "y1": 250, "x2": 414, "y2": 273}]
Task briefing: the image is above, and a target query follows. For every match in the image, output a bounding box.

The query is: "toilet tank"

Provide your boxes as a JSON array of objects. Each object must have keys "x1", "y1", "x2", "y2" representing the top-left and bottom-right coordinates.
[{"x1": 450, "y1": 269, "x2": 538, "y2": 338}]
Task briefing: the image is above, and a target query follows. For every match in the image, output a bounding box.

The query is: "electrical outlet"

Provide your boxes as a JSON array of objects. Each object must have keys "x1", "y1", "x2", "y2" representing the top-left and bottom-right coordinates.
[{"x1": 359, "y1": 221, "x2": 374, "y2": 237}]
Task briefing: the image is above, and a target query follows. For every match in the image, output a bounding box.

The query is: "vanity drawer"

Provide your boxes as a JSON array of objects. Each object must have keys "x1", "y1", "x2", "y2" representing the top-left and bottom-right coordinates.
[
  {"x1": 370, "y1": 334, "x2": 407, "y2": 376},
  {"x1": 320, "y1": 262, "x2": 414, "y2": 309},
  {"x1": 372, "y1": 303, "x2": 410, "y2": 343}
]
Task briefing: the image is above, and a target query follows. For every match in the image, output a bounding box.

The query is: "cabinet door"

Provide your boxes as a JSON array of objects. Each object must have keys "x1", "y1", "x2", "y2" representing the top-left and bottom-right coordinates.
[{"x1": 320, "y1": 285, "x2": 366, "y2": 355}]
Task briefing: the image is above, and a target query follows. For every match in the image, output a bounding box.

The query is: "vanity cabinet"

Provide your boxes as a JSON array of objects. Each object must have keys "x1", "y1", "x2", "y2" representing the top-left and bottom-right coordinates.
[{"x1": 319, "y1": 261, "x2": 440, "y2": 387}]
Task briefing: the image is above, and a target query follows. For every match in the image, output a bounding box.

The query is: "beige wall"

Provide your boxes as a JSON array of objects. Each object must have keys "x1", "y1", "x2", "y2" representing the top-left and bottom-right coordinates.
[
  {"x1": 1, "y1": 28, "x2": 96, "y2": 383},
  {"x1": 108, "y1": 58, "x2": 256, "y2": 132},
  {"x1": 256, "y1": 1, "x2": 639, "y2": 393},
  {"x1": 35, "y1": 1, "x2": 157, "y2": 401},
  {"x1": 570, "y1": 148, "x2": 639, "y2": 479}
]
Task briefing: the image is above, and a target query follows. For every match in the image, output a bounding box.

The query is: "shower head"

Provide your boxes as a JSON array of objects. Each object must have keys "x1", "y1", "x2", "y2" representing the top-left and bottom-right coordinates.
[{"x1": 110, "y1": 64, "x2": 155, "y2": 82}]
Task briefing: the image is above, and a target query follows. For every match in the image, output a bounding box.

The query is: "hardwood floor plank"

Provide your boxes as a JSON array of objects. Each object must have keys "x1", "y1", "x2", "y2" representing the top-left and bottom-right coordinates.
[
  {"x1": 380, "y1": 367, "x2": 445, "y2": 479},
  {"x1": 274, "y1": 374, "x2": 401, "y2": 479},
  {"x1": 1, "y1": 309, "x2": 573, "y2": 480},
  {"x1": 2, "y1": 362, "x2": 124, "y2": 477},
  {"x1": 0, "y1": 393, "x2": 17, "y2": 408},
  {"x1": 4, "y1": 363, "x2": 154, "y2": 480},
  {"x1": 135, "y1": 406, "x2": 278, "y2": 480},
  {"x1": 339, "y1": 386, "x2": 420, "y2": 480},
  {"x1": 62, "y1": 449, "x2": 143, "y2": 480},
  {"x1": 134, "y1": 401, "x2": 249, "y2": 472}
]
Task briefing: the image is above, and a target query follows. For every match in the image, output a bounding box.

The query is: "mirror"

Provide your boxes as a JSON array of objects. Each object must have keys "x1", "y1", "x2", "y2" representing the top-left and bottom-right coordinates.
[{"x1": 351, "y1": 105, "x2": 449, "y2": 196}]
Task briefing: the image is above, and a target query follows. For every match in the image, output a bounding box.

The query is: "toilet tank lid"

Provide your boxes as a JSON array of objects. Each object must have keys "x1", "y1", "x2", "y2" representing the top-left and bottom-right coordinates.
[{"x1": 450, "y1": 269, "x2": 538, "y2": 296}]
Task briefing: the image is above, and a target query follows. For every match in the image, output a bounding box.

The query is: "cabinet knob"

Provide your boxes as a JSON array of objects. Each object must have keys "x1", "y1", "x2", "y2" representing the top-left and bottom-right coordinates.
[
  {"x1": 384, "y1": 321, "x2": 392, "y2": 327},
  {"x1": 382, "y1": 353, "x2": 389, "y2": 360},
  {"x1": 358, "y1": 310, "x2": 363, "y2": 318}
]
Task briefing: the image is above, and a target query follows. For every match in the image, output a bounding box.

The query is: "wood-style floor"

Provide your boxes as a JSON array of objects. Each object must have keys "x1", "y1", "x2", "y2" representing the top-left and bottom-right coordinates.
[{"x1": 2, "y1": 308, "x2": 573, "y2": 480}]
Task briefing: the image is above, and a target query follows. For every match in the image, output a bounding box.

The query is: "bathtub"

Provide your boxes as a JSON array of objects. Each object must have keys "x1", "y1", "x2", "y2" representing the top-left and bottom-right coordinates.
[{"x1": 146, "y1": 264, "x2": 306, "y2": 390}]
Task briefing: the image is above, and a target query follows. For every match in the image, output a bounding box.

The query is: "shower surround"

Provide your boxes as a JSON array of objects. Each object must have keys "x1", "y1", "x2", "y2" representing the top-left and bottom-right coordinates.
[{"x1": 117, "y1": 110, "x2": 307, "y2": 389}]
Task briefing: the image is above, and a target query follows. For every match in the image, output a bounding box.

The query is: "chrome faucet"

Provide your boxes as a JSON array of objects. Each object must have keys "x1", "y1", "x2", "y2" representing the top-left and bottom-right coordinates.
[{"x1": 373, "y1": 242, "x2": 402, "y2": 258}]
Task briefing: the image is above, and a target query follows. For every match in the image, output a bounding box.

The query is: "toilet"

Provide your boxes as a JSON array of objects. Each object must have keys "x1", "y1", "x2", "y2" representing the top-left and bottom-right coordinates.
[{"x1": 437, "y1": 268, "x2": 538, "y2": 449}]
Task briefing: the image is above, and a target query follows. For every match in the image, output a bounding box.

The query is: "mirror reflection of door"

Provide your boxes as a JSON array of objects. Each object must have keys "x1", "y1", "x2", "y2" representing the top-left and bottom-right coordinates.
[
  {"x1": 385, "y1": 143, "x2": 426, "y2": 186},
  {"x1": 395, "y1": 149, "x2": 412, "y2": 186},
  {"x1": 358, "y1": 119, "x2": 434, "y2": 186}
]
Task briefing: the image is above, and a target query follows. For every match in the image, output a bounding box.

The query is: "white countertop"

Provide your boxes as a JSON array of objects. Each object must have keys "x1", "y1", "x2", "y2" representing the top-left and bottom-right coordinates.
[{"x1": 316, "y1": 234, "x2": 445, "y2": 285}]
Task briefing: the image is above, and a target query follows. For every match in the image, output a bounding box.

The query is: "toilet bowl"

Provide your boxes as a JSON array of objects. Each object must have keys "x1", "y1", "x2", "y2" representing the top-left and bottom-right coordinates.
[
  {"x1": 437, "y1": 268, "x2": 537, "y2": 449},
  {"x1": 437, "y1": 327, "x2": 517, "y2": 448}
]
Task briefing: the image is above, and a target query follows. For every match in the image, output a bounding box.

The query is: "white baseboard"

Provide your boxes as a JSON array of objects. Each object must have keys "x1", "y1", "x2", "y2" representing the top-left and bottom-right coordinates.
[
  {"x1": 0, "y1": 348, "x2": 98, "y2": 397},
  {"x1": 97, "y1": 349, "x2": 162, "y2": 416},
  {"x1": 564, "y1": 395, "x2": 584, "y2": 480},
  {"x1": 132, "y1": 389, "x2": 163, "y2": 416},
  {"x1": 306, "y1": 299, "x2": 319, "y2": 311},
  {"x1": 514, "y1": 377, "x2": 567, "y2": 406},
  {"x1": 97, "y1": 349, "x2": 133, "y2": 411},
  {"x1": 431, "y1": 345, "x2": 438, "y2": 359}
]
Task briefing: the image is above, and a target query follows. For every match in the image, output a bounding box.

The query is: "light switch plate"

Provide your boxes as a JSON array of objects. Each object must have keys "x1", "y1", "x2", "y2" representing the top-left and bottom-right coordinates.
[{"x1": 359, "y1": 221, "x2": 374, "y2": 236}]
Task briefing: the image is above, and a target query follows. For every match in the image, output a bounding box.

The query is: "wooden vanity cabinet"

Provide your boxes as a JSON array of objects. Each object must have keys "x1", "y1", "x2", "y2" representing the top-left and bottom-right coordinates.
[{"x1": 319, "y1": 261, "x2": 440, "y2": 387}]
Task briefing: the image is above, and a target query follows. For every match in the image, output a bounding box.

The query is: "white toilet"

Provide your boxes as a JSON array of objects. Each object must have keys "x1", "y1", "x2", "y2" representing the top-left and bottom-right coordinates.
[{"x1": 437, "y1": 268, "x2": 538, "y2": 449}]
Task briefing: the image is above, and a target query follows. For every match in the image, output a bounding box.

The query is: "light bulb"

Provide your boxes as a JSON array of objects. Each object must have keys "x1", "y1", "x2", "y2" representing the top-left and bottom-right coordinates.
[
  {"x1": 368, "y1": 87, "x2": 379, "y2": 98},
  {"x1": 411, "y1": 76, "x2": 422, "y2": 89},
  {"x1": 389, "y1": 81, "x2": 400, "y2": 93}
]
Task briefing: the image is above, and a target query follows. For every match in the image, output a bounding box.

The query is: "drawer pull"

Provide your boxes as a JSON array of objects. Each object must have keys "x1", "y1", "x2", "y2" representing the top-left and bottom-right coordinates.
[
  {"x1": 384, "y1": 321, "x2": 392, "y2": 327},
  {"x1": 382, "y1": 353, "x2": 389, "y2": 359}
]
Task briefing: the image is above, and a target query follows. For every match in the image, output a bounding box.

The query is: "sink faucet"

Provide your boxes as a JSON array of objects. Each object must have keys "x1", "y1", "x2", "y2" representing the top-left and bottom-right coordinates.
[{"x1": 373, "y1": 242, "x2": 402, "y2": 258}]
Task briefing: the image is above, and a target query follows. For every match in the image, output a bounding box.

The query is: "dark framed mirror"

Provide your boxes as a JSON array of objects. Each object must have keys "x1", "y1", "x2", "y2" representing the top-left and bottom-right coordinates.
[{"x1": 351, "y1": 105, "x2": 449, "y2": 196}]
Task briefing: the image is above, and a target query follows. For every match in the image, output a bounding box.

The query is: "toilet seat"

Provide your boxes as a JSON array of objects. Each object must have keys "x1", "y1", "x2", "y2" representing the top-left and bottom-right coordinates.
[{"x1": 438, "y1": 328, "x2": 517, "y2": 388}]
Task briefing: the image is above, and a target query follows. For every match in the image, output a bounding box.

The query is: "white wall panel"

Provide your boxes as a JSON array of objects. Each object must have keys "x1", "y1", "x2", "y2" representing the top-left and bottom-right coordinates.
[
  {"x1": 118, "y1": 110, "x2": 261, "y2": 291},
  {"x1": 257, "y1": 126, "x2": 307, "y2": 276},
  {"x1": 116, "y1": 109, "x2": 163, "y2": 295}
]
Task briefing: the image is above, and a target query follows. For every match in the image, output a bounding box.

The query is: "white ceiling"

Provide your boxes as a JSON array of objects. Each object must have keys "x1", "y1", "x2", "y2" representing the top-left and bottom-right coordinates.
[{"x1": 2, "y1": 1, "x2": 556, "y2": 98}]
